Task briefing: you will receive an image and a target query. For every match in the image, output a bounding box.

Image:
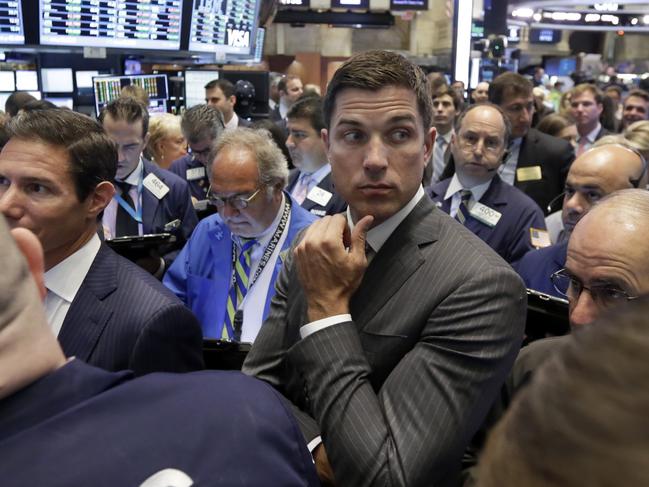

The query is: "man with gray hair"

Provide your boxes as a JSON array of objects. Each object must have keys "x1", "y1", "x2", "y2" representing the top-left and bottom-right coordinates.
[
  {"x1": 169, "y1": 104, "x2": 226, "y2": 201},
  {"x1": 164, "y1": 128, "x2": 316, "y2": 341}
]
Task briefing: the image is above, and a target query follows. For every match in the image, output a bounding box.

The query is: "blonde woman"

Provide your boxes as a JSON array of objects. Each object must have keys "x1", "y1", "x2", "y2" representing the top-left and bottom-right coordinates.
[{"x1": 145, "y1": 114, "x2": 187, "y2": 169}]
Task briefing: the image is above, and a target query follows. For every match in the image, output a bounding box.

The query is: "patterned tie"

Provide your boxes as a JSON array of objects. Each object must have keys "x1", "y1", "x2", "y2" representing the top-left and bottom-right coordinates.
[
  {"x1": 455, "y1": 189, "x2": 472, "y2": 225},
  {"x1": 115, "y1": 182, "x2": 139, "y2": 237},
  {"x1": 293, "y1": 173, "x2": 311, "y2": 205},
  {"x1": 432, "y1": 137, "x2": 447, "y2": 183},
  {"x1": 576, "y1": 137, "x2": 589, "y2": 157},
  {"x1": 222, "y1": 238, "x2": 257, "y2": 340}
]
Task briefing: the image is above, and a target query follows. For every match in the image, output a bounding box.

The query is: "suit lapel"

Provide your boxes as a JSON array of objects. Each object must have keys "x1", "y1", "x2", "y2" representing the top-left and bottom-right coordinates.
[
  {"x1": 57, "y1": 245, "x2": 118, "y2": 361},
  {"x1": 350, "y1": 198, "x2": 439, "y2": 329}
]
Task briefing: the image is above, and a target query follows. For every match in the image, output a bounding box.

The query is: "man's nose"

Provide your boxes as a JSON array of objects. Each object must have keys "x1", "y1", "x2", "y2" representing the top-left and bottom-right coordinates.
[
  {"x1": 569, "y1": 289, "x2": 599, "y2": 329},
  {"x1": 363, "y1": 136, "x2": 389, "y2": 171},
  {"x1": 0, "y1": 186, "x2": 24, "y2": 221}
]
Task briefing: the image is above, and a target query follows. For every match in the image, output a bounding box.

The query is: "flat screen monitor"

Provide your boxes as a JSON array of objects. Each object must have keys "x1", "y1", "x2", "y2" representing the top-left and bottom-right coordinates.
[
  {"x1": 76, "y1": 70, "x2": 99, "y2": 89},
  {"x1": 0, "y1": 72, "x2": 15, "y2": 92},
  {"x1": 93, "y1": 74, "x2": 169, "y2": 116},
  {"x1": 0, "y1": 0, "x2": 25, "y2": 45},
  {"x1": 184, "y1": 70, "x2": 219, "y2": 108},
  {"x1": 41, "y1": 68, "x2": 74, "y2": 93},
  {"x1": 331, "y1": 0, "x2": 369, "y2": 7},
  {"x1": 39, "y1": 0, "x2": 183, "y2": 50},
  {"x1": 252, "y1": 26, "x2": 264, "y2": 63},
  {"x1": 529, "y1": 28, "x2": 561, "y2": 44},
  {"x1": 545, "y1": 57, "x2": 577, "y2": 77},
  {"x1": 0, "y1": 92, "x2": 11, "y2": 111},
  {"x1": 15, "y1": 70, "x2": 38, "y2": 91},
  {"x1": 45, "y1": 96, "x2": 74, "y2": 109},
  {"x1": 189, "y1": 0, "x2": 261, "y2": 56},
  {"x1": 390, "y1": 0, "x2": 428, "y2": 11}
]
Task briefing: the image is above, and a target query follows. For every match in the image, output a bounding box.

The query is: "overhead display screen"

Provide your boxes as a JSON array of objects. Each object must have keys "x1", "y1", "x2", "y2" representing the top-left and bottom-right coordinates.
[
  {"x1": 331, "y1": 0, "x2": 369, "y2": 9},
  {"x1": 0, "y1": 0, "x2": 25, "y2": 44},
  {"x1": 390, "y1": 0, "x2": 427, "y2": 11},
  {"x1": 39, "y1": 0, "x2": 182, "y2": 50},
  {"x1": 189, "y1": 0, "x2": 260, "y2": 55}
]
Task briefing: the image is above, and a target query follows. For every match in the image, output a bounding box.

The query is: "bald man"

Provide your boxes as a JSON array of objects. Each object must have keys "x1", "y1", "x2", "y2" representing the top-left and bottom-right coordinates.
[
  {"x1": 516, "y1": 143, "x2": 647, "y2": 297},
  {"x1": 0, "y1": 216, "x2": 319, "y2": 486},
  {"x1": 464, "y1": 189, "x2": 649, "y2": 486}
]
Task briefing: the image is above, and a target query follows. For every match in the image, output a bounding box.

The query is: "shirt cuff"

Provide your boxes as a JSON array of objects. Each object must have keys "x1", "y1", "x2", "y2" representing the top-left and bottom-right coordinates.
[
  {"x1": 307, "y1": 436, "x2": 322, "y2": 455},
  {"x1": 299, "y1": 314, "x2": 351, "y2": 339}
]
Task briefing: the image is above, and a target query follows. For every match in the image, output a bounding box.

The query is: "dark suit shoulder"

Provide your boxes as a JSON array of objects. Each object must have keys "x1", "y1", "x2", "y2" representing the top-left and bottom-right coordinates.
[
  {"x1": 168, "y1": 154, "x2": 193, "y2": 176},
  {"x1": 526, "y1": 129, "x2": 574, "y2": 160},
  {"x1": 511, "y1": 335, "x2": 570, "y2": 392}
]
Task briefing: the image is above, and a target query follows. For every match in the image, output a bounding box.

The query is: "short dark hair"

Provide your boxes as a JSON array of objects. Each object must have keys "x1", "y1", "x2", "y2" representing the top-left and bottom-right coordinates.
[
  {"x1": 287, "y1": 95, "x2": 325, "y2": 132},
  {"x1": 98, "y1": 97, "x2": 149, "y2": 137},
  {"x1": 432, "y1": 85, "x2": 463, "y2": 111},
  {"x1": 7, "y1": 109, "x2": 117, "y2": 201},
  {"x1": 204, "y1": 78, "x2": 236, "y2": 98},
  {"x1": 180, "y1": 104, "x2": 225, "y2": 144},
  {"x1": 455, "y1": 103, "x2": 512, "y2": 147},
  {"x1": 4, "y1": 92, "x2": 36, "y2": 117},
  {"x1": 489, "y1": 72, "x2": 533, "y2": 106},
  {"x1": 536, "y1": 113, "x2": 574, "y2": 138},
  {"x1": 278, "y1": 75, "x2": 301, "y2": 94},
  {"x1": 625, "y1": 88, "x2": 649, "y2": 105},
  {"x1": 323, "y1": 50, "x2": 432, "y2": 131}
]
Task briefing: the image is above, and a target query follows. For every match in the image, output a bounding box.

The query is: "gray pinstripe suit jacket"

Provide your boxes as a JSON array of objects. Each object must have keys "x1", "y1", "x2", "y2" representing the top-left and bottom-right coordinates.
[{"x1": 243, "y1": 196, "x2": 526, "y2": 486}]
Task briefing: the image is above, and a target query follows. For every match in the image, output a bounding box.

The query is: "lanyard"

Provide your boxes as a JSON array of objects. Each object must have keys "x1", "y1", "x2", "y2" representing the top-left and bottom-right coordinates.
[
  {"x1": 229, "y1": 197, "x2": 291, "y2": 292},
  {"x1": 113, "y1": 170, "x2": 144, "y2": 224}
]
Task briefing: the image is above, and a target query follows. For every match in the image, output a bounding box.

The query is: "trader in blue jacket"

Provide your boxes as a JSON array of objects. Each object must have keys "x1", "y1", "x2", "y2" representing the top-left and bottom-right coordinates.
[
  {"x1": 428, "y1": 103, "x2": 547, "y2": 265},
  {"x1": 164, "y1": 128, "x2": 316, "y2": 342}
]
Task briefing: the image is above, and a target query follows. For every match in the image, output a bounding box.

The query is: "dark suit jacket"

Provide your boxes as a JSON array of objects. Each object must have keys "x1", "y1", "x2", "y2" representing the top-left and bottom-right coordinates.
[
  {"x1": 58, "y1": 244, "x2": 204, "y2": 375},
  {"x1": 142, "y1": 159, "x2": 198, "y2": 245},
  {"x1": 442, "y1": 128, "x2": 574, "y2": 215},
  {"x1": 428, "y1": 175, "x2": 546, "y2": 264},
  {"x1": 237, "y1": 115, "x2": 252, "y2": 127},
  {"x1": 286, "y1": 169, "x2": 348, "y2": 217},
  {"x1": 515, "y1": 240, "x2": 568, "y2": 298},
  {"x1": 243, "y1": 196, "x2": 527, "y2": 486},
  {"x1": 0, "y1": 360, "x2": 319, "y2": 487},
  {"x1": 168, "y1": 154, "x2": 210, "y2": 202}
]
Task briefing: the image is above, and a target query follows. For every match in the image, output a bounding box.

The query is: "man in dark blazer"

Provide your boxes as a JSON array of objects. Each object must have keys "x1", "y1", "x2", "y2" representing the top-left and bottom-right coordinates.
[
  {"x1": 0, "y1": 108, "x2": 203, "y2": 375},
  {"x1": 243, "y1": 50, "x2": 527, "y2": 487},
  {"x1": 442, "y1": 72, "x2": 574, "y2": 215},
  {"x1": 99, "y1": 97, "x2": 198, "y2": 248},
  {"x1": 428, "y1": 103, "x2": 547, "y2": 265},
  {"x1": 424, "y1": 84, "x2": 460, "y2": 186},
  {"x1": 285, "y1": 95, "x2": 347, "y2": 217},
  {"x1": 204, "y1": 78, "x2": 252, "y2": 129},
  {"x1": 0, "y1": 220, "x2": 319, "y2": 487},
  {"x1": 569, "y1": 83, "x2": 610, "y2": 155},
  {"x1": 169, "y1": 104, "x2": 226, "y2": 202}
]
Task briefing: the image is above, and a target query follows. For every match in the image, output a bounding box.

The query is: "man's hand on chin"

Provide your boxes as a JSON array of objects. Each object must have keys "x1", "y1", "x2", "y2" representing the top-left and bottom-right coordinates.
[{"x1": 294, "y1": 214, "x2": 374, "y2": 322}]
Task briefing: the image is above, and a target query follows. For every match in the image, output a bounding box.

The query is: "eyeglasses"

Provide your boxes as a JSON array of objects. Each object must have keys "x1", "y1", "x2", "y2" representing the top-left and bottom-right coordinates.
[
  {"x1": 207, "y1": 186, "x2": 264, "y2": 210},
  {"x1": 550, "y1": 268, "x2": 638, "y2": 308},
  {"x1": 457, "y1": 132, "x2": 503, "y2": 154}
]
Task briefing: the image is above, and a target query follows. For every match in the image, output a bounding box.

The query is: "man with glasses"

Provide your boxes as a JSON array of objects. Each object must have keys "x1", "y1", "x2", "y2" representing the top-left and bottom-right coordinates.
[
  {"x1": 516, "y1": 143, "x2": 647, "y2": 297},
  {"x1": 99, "y1": 98, "x2": 198, "y2": 252},
  {"x1": 169, "y1": 104, "x2": 226, "y2": 202},
  {"x1": 164, "y1": 128, "x2": 316, "y2": 341},
  {"x1": 429, "y1": 104, "x2": 546, "y2": 264}
]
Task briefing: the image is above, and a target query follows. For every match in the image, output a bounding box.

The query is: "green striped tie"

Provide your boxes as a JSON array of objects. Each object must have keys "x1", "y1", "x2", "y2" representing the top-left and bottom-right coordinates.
[
  {"x1": 456, "y1": 190, "x2": 472, "y2": 225},
  {"x1": 222, "y1": 238, "x2": 257, "y2": 340}
]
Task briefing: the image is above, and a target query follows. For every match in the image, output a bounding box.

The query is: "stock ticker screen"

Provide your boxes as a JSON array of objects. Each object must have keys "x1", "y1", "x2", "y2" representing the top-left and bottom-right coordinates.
[
  {"x1": 0, "y1": 0, "x2": 25, "y2": 44},
  {"x1": 39, "y1": 0, "x2": 182, "y2": 50}
]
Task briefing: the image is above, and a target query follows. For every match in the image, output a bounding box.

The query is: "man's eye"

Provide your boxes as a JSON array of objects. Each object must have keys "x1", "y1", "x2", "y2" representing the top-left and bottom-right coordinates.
[
  {"x1": 342, "y1": 131, "x2": 364, "y2": 143},
  {"x1": 564, "y1": 187, "x2": 575, "y2": 197},
  {"x1": 586, "y1": 191, "x2": 602, "y2": 202},
  {"x1": 26, "y1": 183, "x2": 48, "y2": 194},
  {"x1": 390, "y1": 130, "x2": 410, "y2": 142},
  {"x1": 0, "y1": 176, "x2": 9, "y2": 186},
  {"x1": 485, "y1": 138, "x2": 500, "y2": 150}
]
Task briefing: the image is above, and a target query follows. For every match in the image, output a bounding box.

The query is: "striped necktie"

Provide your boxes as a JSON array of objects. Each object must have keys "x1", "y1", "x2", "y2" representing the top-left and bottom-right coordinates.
[
  {"x1": 455, "y1": 189, "x2": 472, "y2": 225},
  {"x1": 222, "y1": 238, "x2": 257, "y2": 340},
  {"x1": 293, "y1": 173, "x2": 312, "y2": 205}
]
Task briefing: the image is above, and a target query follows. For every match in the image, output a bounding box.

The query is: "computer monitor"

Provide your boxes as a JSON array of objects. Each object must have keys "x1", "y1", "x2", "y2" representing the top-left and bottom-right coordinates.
[
  {"x1": 0, "y1": 93, "x2": 11, "y2": 111},
  {"x1": 76, "y1": 70, "x2": 100, "y2": 89},
  {"x1": 189, "y1": 0, "x2": 261, "y2": 57},
  {"x1": 41, "y1": 68, "x2": 74, "y2": 93},
  {"x1": 39, "y1": 0, "x2": 183, "y2": 50},
  {"x1": 15, "y1": 70, "x2": 38, "y2": 91},
  {"x1": 44, "y1": 97, "x2": 74, "y2": 109},
  {"x1": 184, "y1": 70, "x2": 219, "y2": 109},
  {"x1": 0, "y1": 72, "x2": 15, "y2": 92},
  {"x1": 0, "y1": 0, "x2": 25, "y2": 45},
  {"x1": 93, "y1": 74, "x2": 169, "y2": 116}
]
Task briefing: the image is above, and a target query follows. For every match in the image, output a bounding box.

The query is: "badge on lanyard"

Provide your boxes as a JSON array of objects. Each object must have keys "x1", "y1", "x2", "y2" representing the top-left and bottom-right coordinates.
[
  {"x1": 307, "y1": 186, "x2": 333, "y2": 206},
  {"x1": 469, "y1": 202, "x2": 502, "y2": 227},
  {"x1": 186, "y1": 166, "x2": 206, "y2": 181},
  {"x1": 143, "y1": 173, "x2": 170, "y2": 199}
]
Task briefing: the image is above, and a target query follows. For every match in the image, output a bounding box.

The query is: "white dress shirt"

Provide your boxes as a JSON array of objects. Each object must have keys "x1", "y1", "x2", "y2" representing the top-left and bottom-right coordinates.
[
  {"x1": 234, "y1": 193, "x2": 290, "y2": 342},
  {"x1": 291, "y1": 163, "x2": 332, "y2": 202},
  {"x1": 102, "y1": 157, "x2": 144, "y2": 239},
  {"x1": 225, "y1": 112, "x2": 239, "y2": 131},
  {"x1": 299, "y1": 186, "x2": 425, "y2": 339},
  {"x1": 443, "y1": 174, "x2": 492, "y2": 218},
  {"x1": 500, "y1": 137, "x2": 522, "y2": 185},
  {"x1": 577, "y1": 123, "x2": 602, "y2": 153},
  {"x1": 44, "y1": 234, "x2": 101, "y2": 336}
]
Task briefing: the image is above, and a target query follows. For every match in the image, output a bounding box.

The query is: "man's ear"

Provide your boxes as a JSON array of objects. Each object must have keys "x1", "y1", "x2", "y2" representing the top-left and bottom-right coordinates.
[
  {"x1": 321, "y1": 128, "x2": 329, "y2": 152},
  {"x1": 10, "y1": 228, "x2": 46, "y2": 300},
  {"x1": 423, "y1": 126, "x2": 436, "y2": 161},
  {"x1": 230, "y1": 95, "x2": 237, "y2": 107},
  {"x1": 88, "y1": 181, "x2": 115, "y2": 219}
]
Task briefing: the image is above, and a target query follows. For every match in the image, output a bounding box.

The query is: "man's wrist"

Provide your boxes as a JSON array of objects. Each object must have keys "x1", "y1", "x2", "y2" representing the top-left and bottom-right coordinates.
[{"x1": 306, "y1": 301, "x2": 350, "y2": 322}]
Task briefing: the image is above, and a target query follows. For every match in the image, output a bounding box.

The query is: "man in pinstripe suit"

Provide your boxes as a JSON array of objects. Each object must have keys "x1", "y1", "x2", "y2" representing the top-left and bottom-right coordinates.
[{"x1": 243, "y1": 50, "x2": 527, "y2": 486}]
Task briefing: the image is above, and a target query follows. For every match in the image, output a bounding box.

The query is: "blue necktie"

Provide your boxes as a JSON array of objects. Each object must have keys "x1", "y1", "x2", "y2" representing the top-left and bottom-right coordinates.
[{"x1": 222, "y1": 238, "x2": 257, "y2": 340}]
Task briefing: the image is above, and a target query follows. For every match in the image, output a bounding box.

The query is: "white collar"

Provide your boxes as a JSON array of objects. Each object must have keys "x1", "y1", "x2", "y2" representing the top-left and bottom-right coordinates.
[
  {"x1": 122, "y1": 157, "x2": 144, "y2": 186},
  {"x1": 346, "y1": 186, "x2": 425, "y2": 253},
  {"x1": 44, "y1": 234, "x2": 101, "y2": 303},
  {"x1": 444, "y1": 173, "x2": 492, "y2": 202},
  {"x1": 581, "y1": 123, "x2": 602, "y2": 143},
  {"x1": 436, "y1": 129, "x2": 453, "y2": 144},
  {"x1": 225, "y1": 112, "x2": 239, "y2": 131}
]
